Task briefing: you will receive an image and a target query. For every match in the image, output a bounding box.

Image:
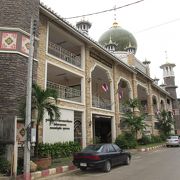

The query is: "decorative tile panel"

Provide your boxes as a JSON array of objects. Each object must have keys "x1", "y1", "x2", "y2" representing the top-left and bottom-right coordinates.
[
  {"x1": 16, "y1": 122, "x2": 25, "y2": 146},
  {"x1": 1, "y1": 32, "x2": 17, "y2": 50},
  {"x1": 21, "y1": 35, "x2": 30, "y2": 54}
]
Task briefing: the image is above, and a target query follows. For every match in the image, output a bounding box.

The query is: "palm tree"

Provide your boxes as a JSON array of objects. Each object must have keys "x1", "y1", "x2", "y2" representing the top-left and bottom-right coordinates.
[{"x1": 32, "y1": 84, "x2": 60, "y2": 157}]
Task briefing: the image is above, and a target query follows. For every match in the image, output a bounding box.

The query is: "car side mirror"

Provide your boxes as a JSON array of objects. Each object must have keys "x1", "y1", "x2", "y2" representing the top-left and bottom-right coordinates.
[{"x1": 119, "y1": 149, "x2": 123, "y2": 152}]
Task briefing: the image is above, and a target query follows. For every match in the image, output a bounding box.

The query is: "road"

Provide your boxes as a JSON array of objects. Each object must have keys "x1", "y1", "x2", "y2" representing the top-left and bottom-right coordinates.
[{"x1": 41, "y1": 147, "x2": 180, "y2": 180}]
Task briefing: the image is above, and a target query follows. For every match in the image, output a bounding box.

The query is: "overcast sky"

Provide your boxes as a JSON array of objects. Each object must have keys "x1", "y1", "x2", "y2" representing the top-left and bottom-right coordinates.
[{"x1": 41, "y1": 0, "x2": 180, "y2": 98}]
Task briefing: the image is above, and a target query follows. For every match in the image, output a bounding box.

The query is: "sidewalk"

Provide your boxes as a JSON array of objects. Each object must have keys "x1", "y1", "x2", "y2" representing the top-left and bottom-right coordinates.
[
  {"x1": 1, "y1": 144, "x2": 165, "y2": 180},
  {"x1": 15, "y1": 164, "x2": 76, "y2": 180}
]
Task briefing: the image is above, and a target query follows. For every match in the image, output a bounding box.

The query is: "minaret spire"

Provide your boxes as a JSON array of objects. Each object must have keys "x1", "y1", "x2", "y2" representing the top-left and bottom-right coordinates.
[
  {"x1": 113, "y1": 5, "x2": 117, "y2": 23},
  {"x1": 112, "y1": 5, "x2": 119, "y2": 27},
  {"x1": 165, "y1": 50, "x2": 168, "y2": 62}
]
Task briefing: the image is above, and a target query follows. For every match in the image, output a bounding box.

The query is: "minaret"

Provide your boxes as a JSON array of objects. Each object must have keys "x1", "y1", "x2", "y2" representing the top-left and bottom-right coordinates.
[
  {"x1": 104, "y1": 35, "x2": 118, "y2": 52},
  {"x1": 142, "y1": 58, "x2": 151, "y2": 76},
  {"x1": 153, "y1": 77, "x2": 160, "y2": 85},
  {"x1": 160, "y1": 52, "x2": 180, "y2": 134},
  {"x1": 160, "y1": 52, "x2": 177, "y2": 98},
  {"x1": 76, "y1": 18, "x2": 92, "y2": 36},
  {"x1": 124, "y1": 40, "x2": 136, "y2": 55}
]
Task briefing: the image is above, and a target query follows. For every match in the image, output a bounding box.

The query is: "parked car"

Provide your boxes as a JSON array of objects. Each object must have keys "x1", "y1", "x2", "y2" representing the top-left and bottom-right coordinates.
[
  {"x1": 166, "y1": 135, "x2": 180, "y2": 147},
  {"x1": 72, "y1": 143, "x2": 131, "y2": 172}
]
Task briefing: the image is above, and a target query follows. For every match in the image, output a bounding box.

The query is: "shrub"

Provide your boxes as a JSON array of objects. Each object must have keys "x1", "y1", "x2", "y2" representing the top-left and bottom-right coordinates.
[
  {"x1": 151, "y1": 135, "x2": 163, "y2": 143},
  {"x1": 38, "y1": 141, "x2": 81, "y2": 159},
  {"x1": 0, "y1": 157, "x2": 11, "y2": 175},
  {"x1": 138, "y1": 135, "x2": 151, "y2": 145},
  {"x1": 115, "y1": 132, "x2": 137, "y2": 149},
  {"x1": 160, "y1": 133, "x2": 167, "y2": 141},
  {"x1": 0, "y1": 145, "x2": 6, "y2": 156}
]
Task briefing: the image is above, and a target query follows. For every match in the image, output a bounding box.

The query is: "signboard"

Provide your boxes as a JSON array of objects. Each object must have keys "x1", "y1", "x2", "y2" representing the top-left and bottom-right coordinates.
[
  {"x1": 43, "y1": 109, "x2": 74, "y2": 143},
  {"x1": 0, "y1": 115, "x2": 15, "y2": 144}
]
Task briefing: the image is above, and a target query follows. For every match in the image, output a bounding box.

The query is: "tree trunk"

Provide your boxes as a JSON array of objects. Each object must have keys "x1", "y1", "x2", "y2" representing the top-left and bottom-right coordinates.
[{"x1": 34, "y1": 123, "x2": 39, "y2": 157}]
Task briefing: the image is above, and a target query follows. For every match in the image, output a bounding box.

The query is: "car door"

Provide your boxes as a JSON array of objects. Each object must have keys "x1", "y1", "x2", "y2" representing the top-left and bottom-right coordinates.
[
  {"x1": 107, "y1": 144, "x2": 120, "y2": 166},
  {"x1": 112, "y1": 144, "x2": 127, "y2": 164}
]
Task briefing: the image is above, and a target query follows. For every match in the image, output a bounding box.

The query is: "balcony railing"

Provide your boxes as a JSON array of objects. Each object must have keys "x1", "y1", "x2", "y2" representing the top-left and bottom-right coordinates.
[
  {"x1": 48, "y1": 41, "x2": 81, "y2": 68},
  {"x1": 92, "y1": 96, "x2": 111, "y2": 110},
  {"x1": 47, "y1": 81, "x2": 81, "y2": 102}
]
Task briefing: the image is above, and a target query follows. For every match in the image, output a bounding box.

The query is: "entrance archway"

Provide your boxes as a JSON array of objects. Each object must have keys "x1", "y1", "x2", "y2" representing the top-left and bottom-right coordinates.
[{"x1": 92, "y1": 115, "x2": 112, "y2": 143}]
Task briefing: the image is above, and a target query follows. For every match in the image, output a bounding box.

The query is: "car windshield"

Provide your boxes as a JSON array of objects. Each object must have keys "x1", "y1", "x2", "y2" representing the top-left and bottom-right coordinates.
[{"x1": 82, "y1": 144, "x2": 103, "y2": 152}]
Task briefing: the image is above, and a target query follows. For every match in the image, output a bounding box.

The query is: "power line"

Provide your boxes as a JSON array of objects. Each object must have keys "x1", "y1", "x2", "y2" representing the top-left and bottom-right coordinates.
[
  {"x1": 65, "y1": 0, "x2": 144, "y2": 19},
  {"x1": 135, "y1": 17, "x2": 180, "y2": 33}
]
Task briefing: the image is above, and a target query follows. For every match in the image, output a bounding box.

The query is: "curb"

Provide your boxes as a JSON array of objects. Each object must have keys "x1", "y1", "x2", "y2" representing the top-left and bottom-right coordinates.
[
  {"x1": 16, "y1": 164, "x2": 76, "y2": 180},
  {"x1": 138, "y1": 144, "x2": 166, "y2": 152}
]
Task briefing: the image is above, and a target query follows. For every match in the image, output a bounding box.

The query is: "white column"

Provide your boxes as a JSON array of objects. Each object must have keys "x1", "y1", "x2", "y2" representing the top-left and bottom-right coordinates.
[
  {"x1": 111, "y1": 116, "x2": 116, "y2": 142},
  {"x1": 82, "y1": 111, "x2": 86, "y2": 148}
]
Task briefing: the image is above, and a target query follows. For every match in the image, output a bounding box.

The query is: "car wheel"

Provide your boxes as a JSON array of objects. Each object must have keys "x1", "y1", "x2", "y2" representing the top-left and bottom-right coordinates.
[
  {"x1": 80, "y1": 166, "x2": 87, "y2": 171},
  {"x1": 124, "y1": 156, "x2": 130, "y2": 165},
  {"x1": 103, "y1": 160, "x2": 111, "y2": 172}
]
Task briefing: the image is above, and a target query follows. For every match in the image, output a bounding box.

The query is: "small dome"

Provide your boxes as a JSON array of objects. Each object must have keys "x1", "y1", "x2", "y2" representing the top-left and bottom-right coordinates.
[{"x1": 98, "y1": 22, "x2": 137, "y2": 53}]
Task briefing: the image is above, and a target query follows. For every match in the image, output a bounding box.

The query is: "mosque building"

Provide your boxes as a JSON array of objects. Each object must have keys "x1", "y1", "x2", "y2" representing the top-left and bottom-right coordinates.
[{"x1": 0, "y1": 1, "x2": 180, "y2": 166}]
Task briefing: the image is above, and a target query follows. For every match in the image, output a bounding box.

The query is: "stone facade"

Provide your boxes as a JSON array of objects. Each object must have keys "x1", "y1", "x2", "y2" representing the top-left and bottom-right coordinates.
[
  {"x1": 0, "y1": 0, "x2": 39, "y2": 118},
  {"x1": 0, "y1": 0, "x2": 179, "y2": 149},
  {"x1": 0, "y1": 0, "x2": 39, "y2": 34},
  {"x1": 0, "y1": 54, "x2": 37, "y2": 116}
]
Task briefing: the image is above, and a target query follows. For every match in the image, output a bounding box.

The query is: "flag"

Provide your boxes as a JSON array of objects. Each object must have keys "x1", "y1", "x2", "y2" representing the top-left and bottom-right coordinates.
[
  {"x1": 118, "y1": 86, "x2": 123, "y2": 99},
  {"x1": 101, "y1": 83, "x2": 109, "y2": 92}
]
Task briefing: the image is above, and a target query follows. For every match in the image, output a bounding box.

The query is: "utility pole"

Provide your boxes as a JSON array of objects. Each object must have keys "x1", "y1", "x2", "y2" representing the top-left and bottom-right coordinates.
[{"x1": 23, "y1": 18, "x2": 37, "y2": 180}]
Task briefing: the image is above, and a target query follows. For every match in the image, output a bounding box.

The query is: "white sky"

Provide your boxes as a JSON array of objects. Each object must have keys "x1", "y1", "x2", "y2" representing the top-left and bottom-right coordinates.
[{"x1": 41, "y1": 0, "x2": 180, "y2": 98}]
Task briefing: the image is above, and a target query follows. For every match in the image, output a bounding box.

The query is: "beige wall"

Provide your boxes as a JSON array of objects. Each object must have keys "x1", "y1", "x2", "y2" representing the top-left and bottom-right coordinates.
[{"x1": 37, "y1": 12, "x2": 174, "y2": 145}]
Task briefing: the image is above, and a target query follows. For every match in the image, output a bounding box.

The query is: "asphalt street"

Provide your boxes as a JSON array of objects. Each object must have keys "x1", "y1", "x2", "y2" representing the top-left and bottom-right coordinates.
[{"x1": 41, "y1": 147, "x2": 180, "y2": 180}]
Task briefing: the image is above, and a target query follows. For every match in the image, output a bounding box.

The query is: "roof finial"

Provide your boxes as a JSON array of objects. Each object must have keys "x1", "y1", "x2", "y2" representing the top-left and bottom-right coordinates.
[
  {"x1": 165, "y1": 50, "x2": 168, "y2": 63},
  {"x1": 112, "y1": 5, "x2": 118, "y2": 27},
  {"x1": 114, "y1": 5, "x2": 117, "y2": 22}
]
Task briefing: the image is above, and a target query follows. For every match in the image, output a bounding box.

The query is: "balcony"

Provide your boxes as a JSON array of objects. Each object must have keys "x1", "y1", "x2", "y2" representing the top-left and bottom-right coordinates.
[
  {"x1": 48, "y1": 42, "x2": 81, "y2": 68},
  {"x1": 47, "y1": 81, "x2": 81, "y2": 103},
  {"x1": 92, "y1": 96, "x2": 111, "y2": 110}
]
